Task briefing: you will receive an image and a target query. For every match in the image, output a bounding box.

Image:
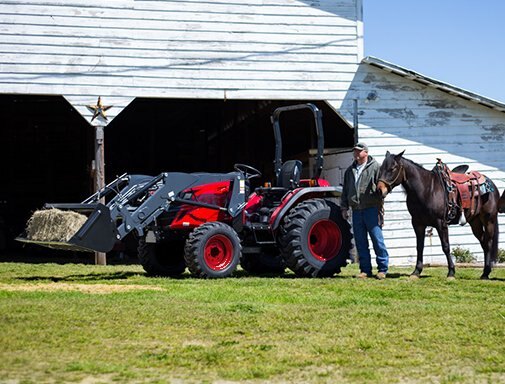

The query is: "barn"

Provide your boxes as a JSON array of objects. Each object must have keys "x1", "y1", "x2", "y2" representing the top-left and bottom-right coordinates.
[
  {"x1": 0, "y1": 0, "x2": 362, "y2": 253},
  {"x1": 0, "y1": 0, "x2": 503, "y2": 266}
]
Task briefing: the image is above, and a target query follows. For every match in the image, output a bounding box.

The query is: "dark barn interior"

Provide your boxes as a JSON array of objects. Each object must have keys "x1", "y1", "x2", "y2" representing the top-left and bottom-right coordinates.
[
  {"x1": 0, "y1": 95, "x2": 353, "y2": 257},
  {"x1": 106, "y1": 99, "x2": 354, "y2": 181},
  {"x1": 0, "y1": 95, "x2": 94, "y2": 255}
]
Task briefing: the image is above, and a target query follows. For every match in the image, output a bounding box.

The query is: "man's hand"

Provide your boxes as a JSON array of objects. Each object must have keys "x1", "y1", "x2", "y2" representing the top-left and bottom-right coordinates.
[{"x1": 341, "y1": 208, "x2": 350, "y2": 220}]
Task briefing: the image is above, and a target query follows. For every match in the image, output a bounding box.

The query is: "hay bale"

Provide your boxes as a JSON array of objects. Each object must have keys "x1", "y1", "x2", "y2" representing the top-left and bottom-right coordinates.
[{"x1": 26, "y1": 209, "x2": 88, "y2": 242}]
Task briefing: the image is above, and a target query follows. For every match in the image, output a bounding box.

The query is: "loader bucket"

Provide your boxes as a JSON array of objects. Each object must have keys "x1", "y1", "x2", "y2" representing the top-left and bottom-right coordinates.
[{"x1": 16, "y1": 203, "x2": 118, "y2": 253}]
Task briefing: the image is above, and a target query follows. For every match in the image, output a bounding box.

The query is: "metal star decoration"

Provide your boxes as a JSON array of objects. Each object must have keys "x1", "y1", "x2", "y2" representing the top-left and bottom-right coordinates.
[{"x1": 87, "y1": 96, "x2": 112, "y2": 122}]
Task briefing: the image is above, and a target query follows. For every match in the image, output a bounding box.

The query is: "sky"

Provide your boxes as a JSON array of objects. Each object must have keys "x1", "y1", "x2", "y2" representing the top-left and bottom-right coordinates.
[{"x1": 363, "y1": 1, "x2": 505, "y2": 103}]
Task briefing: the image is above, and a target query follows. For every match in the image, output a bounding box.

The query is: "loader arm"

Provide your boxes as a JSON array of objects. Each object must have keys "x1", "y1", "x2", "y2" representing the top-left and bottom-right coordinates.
[{"x1": 17, "y1": 172, "x2": 247, "y2": 253}]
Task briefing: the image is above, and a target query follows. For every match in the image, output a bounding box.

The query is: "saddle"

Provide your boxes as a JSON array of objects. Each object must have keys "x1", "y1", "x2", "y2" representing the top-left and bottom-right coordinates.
[{"x1": 433, "y1": 159, "x2": 487, "y2": 221}]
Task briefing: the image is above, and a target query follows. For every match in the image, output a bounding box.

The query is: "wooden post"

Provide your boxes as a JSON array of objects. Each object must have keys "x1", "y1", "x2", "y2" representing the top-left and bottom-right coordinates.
[{"x1": 94, "y1": 124, "x2": 106, "y2": 265}]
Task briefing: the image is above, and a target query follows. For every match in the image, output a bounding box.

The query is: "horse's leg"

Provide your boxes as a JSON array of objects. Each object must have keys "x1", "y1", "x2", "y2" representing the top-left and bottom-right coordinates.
[
  {"x1": 486, "y1": 217, "x2": 499, "y2": 278},
  {"x1": 411, "y1": 222, "x2": 426, "y2": 278},
  {"x1": 472, "y1": 214, "x2": 498, "y2": 280},
  {"x1": 481, "y1": 219, "x2": 495, "y2": 280},
  {"x1": 468, "y1": 217, "x2": 487, "y2": 278},
  {"x1": 434, "y1": 222, "x2": 455, "y2": 278}
]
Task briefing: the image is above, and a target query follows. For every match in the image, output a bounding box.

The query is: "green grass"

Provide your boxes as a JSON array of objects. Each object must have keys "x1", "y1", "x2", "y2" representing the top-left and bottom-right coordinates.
[{"x1": 1, "y1": 262, "x2": 505, "y2": 383}]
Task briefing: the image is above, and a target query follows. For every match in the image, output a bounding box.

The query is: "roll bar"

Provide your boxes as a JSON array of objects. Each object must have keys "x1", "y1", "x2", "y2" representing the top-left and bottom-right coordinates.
[{"x1": 270, "y1": 103, "x2": 324, "y2": 180}]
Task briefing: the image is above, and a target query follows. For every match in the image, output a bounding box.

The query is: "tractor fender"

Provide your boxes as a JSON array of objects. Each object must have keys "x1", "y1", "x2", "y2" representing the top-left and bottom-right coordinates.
[{"x1": 270, "y1": 186, "x2": 343, "y2": 231}]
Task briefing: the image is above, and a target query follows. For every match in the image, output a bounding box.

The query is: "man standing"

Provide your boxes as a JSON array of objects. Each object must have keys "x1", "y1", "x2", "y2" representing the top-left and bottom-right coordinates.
[{"x1": 341, "y1": 143, "x2": 389, "y2": 279}]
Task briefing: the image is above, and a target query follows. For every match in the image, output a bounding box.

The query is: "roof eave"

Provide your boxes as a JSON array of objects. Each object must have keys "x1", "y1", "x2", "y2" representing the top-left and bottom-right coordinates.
[{"x1": 362, "y1": 56, "x2": 505, "y2": 113}]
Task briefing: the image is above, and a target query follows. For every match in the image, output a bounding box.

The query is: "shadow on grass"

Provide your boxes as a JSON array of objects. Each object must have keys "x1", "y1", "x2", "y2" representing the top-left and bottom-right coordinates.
[
  {"x1": 232, "y1": 269, "x2": 380, "y2": 280},
  {"x1": 488, "y1": 276, "x2": 505, "y2": 282},
  {"x1": 385, "y1": 272, "x2": 427, "y2": 279},
  {"x1": 0, "y1": 247, "x2": 139, "y2": 266},
  {"x1": 17, "y1": 271, "x2": 140, "y2": 283}
]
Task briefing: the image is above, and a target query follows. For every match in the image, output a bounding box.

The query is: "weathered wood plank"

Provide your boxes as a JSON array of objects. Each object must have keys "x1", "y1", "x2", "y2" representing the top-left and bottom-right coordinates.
[
  {"x1": 0, "y1": 25, "x2": 357, "y2": 44},
  {"x1": 0, "y1": 14, "x2": 357, "y2": 36},
  {"x1": 0, "y1": 61, "x2": 358, "y2": 75},
  {"x1": 0, "y1": 82, "x2": 350, "y2": 99},
  {"x1": 0, "y1": 40, "x2": 359, "y2": 57},
  {"x1": 0, "y1": 66, "x2": 357, "y2": 83},
  {"x1": 0, "y1": 74, "x2": 351, "y2": 92},
  {"x1": 1, "y1": 3, "x2": 357, "y2": 26},
  {"x1": 133, "y1": 0, "x2": 357, "y2": 17},
  {"x1": 0, "y1": 51, "x2": 359, "y2": 66}
]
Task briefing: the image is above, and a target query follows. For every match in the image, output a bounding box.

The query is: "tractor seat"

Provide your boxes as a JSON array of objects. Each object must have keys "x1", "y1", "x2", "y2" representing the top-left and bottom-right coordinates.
[
  {"x1": 253, "y1": 160, "x2": 302, "y2": 198},
  {"x1": 277, "y1": 160, "x2": 302, "y2": 189}
]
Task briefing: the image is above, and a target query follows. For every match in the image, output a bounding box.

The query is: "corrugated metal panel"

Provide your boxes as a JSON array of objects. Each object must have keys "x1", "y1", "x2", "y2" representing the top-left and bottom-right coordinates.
[
  {"x1": 338, "y1": 63, "x2": 505, "y2": 266},
  {"x1": 0, "y1": 0, "x2": 362, "y2": 123}
]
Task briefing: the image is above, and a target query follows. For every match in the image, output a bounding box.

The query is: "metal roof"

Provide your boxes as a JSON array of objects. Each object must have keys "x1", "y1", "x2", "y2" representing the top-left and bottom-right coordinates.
[{"x1": 362, "y1": 56, "x2": 505, "y2": 113}]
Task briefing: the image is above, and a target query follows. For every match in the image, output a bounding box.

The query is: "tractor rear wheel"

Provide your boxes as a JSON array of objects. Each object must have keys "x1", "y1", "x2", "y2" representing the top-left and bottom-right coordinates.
[
  {"x1": 138, "y1": 238, "x2": 186, "y2": 277},
  {"x1": 184, "y1": 222, "x2": 241, "y2": 278},
  {"x1": 279, "y1": 198, "x2": 351, "y2": 277}
]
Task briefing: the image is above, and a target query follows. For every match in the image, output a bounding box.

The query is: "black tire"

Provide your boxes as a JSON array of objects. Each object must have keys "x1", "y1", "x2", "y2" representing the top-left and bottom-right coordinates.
[
  {"x1": 240, "y1": 247, "x2": 286, "y2": 275},
  {"x1": 138, "y1": 238, "x2": 186, "y2": 277},
  {"x1": 184, "y1": 222, "x2": 241, "y2": 278},
  {"x1": 279, "y1": 198, "x2": 352, "y2": 277}
]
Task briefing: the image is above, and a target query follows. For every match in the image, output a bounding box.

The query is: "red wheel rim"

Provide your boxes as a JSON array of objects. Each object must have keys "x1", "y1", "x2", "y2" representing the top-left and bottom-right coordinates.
[
  {"x1": 308, "y1": 220, "x2": 342, "y2": 261},
  {"x1": 204, "y1": 234, "x2": 234, "y2": 271}
]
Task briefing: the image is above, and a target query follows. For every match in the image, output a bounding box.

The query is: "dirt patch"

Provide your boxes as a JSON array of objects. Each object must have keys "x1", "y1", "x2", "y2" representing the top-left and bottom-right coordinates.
[{"x1": 0, "y1": 283, "x2": 164, "y2": 294}]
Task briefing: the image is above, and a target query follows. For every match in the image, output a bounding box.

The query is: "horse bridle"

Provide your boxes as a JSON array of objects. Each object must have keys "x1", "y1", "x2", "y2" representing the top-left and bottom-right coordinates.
[{"x1": 379, "y1": 163, "x2": 405, "y2": 192}]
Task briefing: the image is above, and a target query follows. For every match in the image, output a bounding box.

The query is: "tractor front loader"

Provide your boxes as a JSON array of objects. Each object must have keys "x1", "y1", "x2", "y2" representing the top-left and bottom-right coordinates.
[
  {"x1": 18, "y1": 171, "x2": 249, "y2": 278},
  {"x1": 18, "y1": 103, "x2": 352, "y2": 278}
]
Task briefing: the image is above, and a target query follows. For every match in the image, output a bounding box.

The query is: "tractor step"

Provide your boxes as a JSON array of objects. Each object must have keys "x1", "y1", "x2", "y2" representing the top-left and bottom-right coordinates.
[{"x1": 249, "y1": 223, "x2": 276, "y2": 245}]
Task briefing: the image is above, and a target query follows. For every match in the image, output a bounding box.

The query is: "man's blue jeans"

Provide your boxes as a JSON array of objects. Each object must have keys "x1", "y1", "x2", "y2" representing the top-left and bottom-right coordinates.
[{"x1": 352, "y1": 206, "x2": 389, "y2": 275}]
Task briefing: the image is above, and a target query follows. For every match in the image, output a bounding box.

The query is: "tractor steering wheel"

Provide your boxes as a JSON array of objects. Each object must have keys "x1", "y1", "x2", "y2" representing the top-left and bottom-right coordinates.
[{"x1": 233, "y1": 163, "x2": 262, "y2": 180}]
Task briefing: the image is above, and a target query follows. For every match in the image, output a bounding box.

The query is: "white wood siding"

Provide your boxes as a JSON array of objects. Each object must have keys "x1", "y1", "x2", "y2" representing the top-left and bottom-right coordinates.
[
  {"x1": 0, "y1": 0, "x2": 362, "y2": 123},
  {"x1": 338, "y1": 64, "x2": 505, "y2": 265}
]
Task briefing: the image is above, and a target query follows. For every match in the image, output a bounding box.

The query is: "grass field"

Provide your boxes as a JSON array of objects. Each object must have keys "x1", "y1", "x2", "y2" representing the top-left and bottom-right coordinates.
[{"x1": 0, "y1": 261, "x2": 504, "y2": 383}]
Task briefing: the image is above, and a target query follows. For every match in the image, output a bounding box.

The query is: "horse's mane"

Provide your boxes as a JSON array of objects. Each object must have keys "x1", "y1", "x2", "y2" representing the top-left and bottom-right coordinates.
[{"x1": 398, "y1": 156, "x2": 430, "y2": 172}]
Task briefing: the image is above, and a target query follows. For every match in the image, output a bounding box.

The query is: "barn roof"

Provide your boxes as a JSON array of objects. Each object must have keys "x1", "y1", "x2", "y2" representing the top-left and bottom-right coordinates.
[{"x1": 362, "y1": 56, "x2": 505, "y2": 113}]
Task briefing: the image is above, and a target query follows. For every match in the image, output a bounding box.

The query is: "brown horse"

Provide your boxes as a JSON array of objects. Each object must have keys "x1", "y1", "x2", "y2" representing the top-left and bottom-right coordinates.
[{"x1": 377, "y1": 151, "x2": 500, "y2": 279}]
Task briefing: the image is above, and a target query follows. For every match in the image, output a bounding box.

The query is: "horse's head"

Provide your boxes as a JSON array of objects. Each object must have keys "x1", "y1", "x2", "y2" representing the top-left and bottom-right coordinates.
[{"x1": 377, "y1": 150, "x2": 406, "y2": 198}]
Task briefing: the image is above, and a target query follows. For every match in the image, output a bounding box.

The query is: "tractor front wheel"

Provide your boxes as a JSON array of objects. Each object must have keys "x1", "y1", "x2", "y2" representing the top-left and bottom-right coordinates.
[
  {"x1": 184, "y1": 222, "x2": 241, "y2": 278},
  {"x1": 279, "y1": 198, "x2": 352, "y2": 277}
]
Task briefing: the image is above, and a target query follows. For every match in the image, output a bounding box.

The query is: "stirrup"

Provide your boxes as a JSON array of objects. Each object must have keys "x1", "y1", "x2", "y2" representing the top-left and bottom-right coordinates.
[{"x1": 458, "y1": 213, "x2": 466, "y2": 226}]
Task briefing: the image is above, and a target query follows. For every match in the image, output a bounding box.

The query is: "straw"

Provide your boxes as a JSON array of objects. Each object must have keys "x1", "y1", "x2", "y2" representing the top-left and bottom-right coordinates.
[{"x1": 26, "y1": 209, "x2": 88, "y2": 242}]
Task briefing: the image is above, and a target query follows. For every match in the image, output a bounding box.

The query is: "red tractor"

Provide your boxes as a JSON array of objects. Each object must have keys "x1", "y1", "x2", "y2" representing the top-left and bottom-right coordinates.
[{"x1": 18, "y1": 104, "x2": 352, "y2": 278}]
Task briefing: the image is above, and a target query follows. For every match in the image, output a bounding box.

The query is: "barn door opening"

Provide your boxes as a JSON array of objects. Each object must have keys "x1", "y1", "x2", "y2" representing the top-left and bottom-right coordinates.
[
  {"x1": 0, "y1": 95, "x2": 94, "y2": 255},
  {"x1": 105, "y1": 99, "x2": 354, "y2": 184}
]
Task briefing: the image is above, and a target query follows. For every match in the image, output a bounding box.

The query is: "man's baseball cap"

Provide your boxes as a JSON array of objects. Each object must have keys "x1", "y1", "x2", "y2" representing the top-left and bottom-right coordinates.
[{"x1": 353, "y1": 142, "x2": 368, "y2": 152}]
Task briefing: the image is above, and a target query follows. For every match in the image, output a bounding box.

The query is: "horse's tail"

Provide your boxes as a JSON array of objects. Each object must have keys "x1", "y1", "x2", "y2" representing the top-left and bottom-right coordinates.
[{"x1": 499, "y1": 190, "x2": 505, "y2": 213}]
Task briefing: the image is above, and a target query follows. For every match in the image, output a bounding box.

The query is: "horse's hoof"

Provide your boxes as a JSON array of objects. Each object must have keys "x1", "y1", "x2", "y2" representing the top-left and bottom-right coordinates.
[
  {"x1": 480, "y1": 275, "x2": 490, "y2": 280},
  {"x1": 409, "y1": 274, "x2": 420, "y2": 280},
  {"x1": 447, "y1": 276, "x2": 456, "y2": 281}
]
